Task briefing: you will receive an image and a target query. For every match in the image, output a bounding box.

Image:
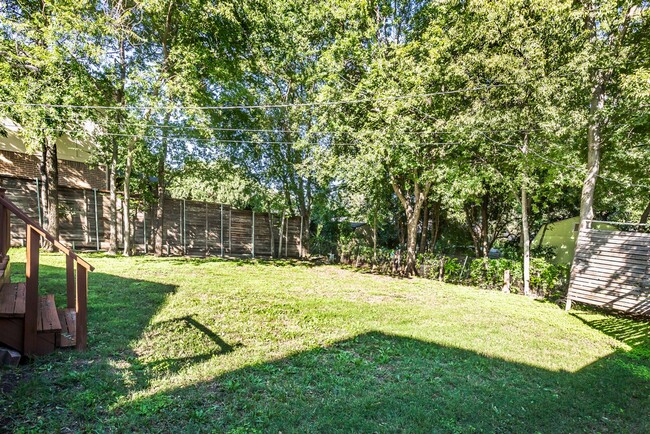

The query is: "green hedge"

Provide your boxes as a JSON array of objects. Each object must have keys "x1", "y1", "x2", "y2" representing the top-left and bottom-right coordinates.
[{"x1": 337, "y1": 240, "x2": 569, "y2": 298}]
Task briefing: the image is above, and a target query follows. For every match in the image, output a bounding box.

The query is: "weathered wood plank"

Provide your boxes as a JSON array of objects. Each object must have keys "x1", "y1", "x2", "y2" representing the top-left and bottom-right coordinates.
[
  {"x1": 569, "y1": 287, "x2": 647, "y2": 306},
  {"x1": 568, "y1": 227, "x2": 650, "y2": 316},
  {"x1": 573, "y1": 257, "x2": 647, "y2": 273},
  {"x1": 569, "y1": 293, "x2": 648, "y2": 312},
  {"x1": 583, "y1": 228, "x2": 650, "y2": 239},
  {"x1": 574, "y1": 252, "x2": 649, "y2": 267},
  {"x1": 569, "y1": 284, "x2": 646, "y2": 303},
  {"x1": 56, "y1": 308, "x2": 76, "y2": 348},
  {"x1": 0, "y1": 283, "x2": 25, "y2": 317},
  {"x1": 37, "y1": 294, "x2": 61, "y2": 332},
  {"x1": 572, "y1": 276, "x2": 646, "y2": 293}
]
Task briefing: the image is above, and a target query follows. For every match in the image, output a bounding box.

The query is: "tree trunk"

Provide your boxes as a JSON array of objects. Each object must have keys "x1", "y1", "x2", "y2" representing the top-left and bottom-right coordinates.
[
  {"x1": 392, "y1": 179, "x2": 430, "y2": 276},
  {"x1": 405, "y1": 211, "x2": 419, "y2": 275},
  {"x1": 577, "y1": 3, "x2": 635, "y2": 229},
  {"x1": 108, "y1": 139, "x2": 118, "y2": 254},
  {"x1": 39, "y1": 141, "x2": 48, "y2": 230},
  {"x1": 579, "y1": 78, "x2": 605, "y2": 230},
  {"x1": 522, "y1": 132, "x2": 531, "y2": 296},
  {"x1": 373, "y1": 208, "x2": 378, "y2": 262},
  {"x1": 480, "y1": 193, "x2": 489, "y2": 259},
  {"x1": 430, "y1": 201, "x2": 440, "y2": 249},
  {"x1": 419, "y1": 202, "x2": 429, "y2": 254},
  {"x1": 154, "y1": 112, "x2": 171, "y2": 256},
  {"x1": 108, "y1": 34, "x2": 126, "y2": 255},
  {"x1": 122, "y1": 148, "x2": 133, "y2": 256},
  {"x1": 639, "y1": 200, "x2": 650, "y2": 224},
  {"x1": 154, "y1": 133, "x2": 168, "y2": 256},
  {"x1": 43, "y1": 137, "x2": 59, "y2": 249}
]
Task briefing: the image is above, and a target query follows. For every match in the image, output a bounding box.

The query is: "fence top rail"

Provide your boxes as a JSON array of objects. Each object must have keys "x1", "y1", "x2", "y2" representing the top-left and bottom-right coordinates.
[
  {"x1": 0, "y1": 190, "x2": 94, "y2": 271},
  {"x1": 588, "y1": 220, "x2": 650, "y2": 228}
]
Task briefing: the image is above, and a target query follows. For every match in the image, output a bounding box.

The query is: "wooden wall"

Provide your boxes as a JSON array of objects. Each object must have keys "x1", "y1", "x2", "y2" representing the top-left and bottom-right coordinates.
[
  {"x1": 568, "y1": 228, "x2": 650, "y2": 315},
  {"x1": 0, "y1": 177, "x2": 303, "y2": 258}
]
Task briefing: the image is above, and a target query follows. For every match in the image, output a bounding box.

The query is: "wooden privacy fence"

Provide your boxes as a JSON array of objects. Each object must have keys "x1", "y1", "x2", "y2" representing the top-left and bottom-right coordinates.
[
  {"x1": 567, "y1": 225, "x2": 650, "y2": 315},
  {"x1": 1, "y1": 177, "x2": 304, "y2": 258}
]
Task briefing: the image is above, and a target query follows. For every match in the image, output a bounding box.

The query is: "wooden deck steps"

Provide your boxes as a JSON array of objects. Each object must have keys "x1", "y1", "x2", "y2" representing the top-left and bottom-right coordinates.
[
  {"x1": 0, "y1": 190, "x2": 93, "y2": 359},
  {"x1": 38, "y1": 294, "x2": 61, "y2": 333},
  {"x1": 0, "y1": 282, "x2": 72, "y2": 357},
  {"x1": 0, "y1": 282, "x2": 25, "y2": 317},
  {"x1": 0, "y1": 283, "x2": 61, "y2": 332},
  {"x1": 56, "y1": 308, "x2": 76, "y2": 348}
]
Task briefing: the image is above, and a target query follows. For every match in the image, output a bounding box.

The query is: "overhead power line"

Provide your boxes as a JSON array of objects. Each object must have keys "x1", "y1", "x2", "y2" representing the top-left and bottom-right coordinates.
[
  {"x1": 482, "y1": 131, "x2": 650, "y2": 190},
  {"x1": 0, "y1": 83, "x2": 512, "y2": 112}
]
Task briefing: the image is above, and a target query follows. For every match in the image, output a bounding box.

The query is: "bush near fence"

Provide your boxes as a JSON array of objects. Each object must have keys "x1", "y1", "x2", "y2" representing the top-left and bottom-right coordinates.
[{"x1": 337, "y1": 239, "x2": 569, "y2": 299}]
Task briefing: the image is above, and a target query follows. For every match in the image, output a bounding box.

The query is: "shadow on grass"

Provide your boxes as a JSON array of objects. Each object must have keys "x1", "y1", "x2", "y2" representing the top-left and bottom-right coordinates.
[
  {"x1": 3, "y1": 258, "x2": 650, "y2": 432},
  {"x1": 340, "y1": 263, "x2": 411, "y2": 279},
  {"x1": 8, "y1": 261, "x2": 178, "y2": 354},
  {"x1": 2, "y1": 260, "x2": 242, "y2": 430},
  {"x1": 118, "y1": 331, "x2": 650, "y2": 433},
  {"x1": 572, "y1": 312, "x2": 650, "y2": 359},
  {"x1": 165, "y1": 256, "x2": 318, "y2": 268}
]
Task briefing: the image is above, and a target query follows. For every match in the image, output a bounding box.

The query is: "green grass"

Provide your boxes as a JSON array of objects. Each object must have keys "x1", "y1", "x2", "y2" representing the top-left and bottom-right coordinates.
[{"x1": 1, "y1": 248, "x2": 649, "y2": 433}]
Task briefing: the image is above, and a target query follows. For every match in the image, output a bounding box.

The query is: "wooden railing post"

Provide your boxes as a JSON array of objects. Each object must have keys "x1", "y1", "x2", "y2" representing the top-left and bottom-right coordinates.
[
  {"x1": 24, "y1": 226, "x2": 39, "y2": 356},
  {"x1": 66, "y1": 255, "x2": 75, "y2": 309},
  {"x1": 75, "y1": 263, "x2": 88, "y2": 350},
  {"x1": 0, "y1": 188, "x2": 8, "y2": 257}
]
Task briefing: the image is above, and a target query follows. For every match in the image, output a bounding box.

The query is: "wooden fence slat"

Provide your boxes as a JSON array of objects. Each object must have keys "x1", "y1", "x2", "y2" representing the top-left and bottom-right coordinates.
[{"x1": 568, "y1": 228, "x2": 650, "y2": 316}]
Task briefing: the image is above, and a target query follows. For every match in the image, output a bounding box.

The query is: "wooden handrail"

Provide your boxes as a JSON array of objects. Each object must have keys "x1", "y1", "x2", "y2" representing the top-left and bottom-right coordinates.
[
  {"x1": 0, "y1": 189, "x2": 93, "y2": 353},
  {"x1": 0, "y1": 192, "x2": 94, "y2": 271}
]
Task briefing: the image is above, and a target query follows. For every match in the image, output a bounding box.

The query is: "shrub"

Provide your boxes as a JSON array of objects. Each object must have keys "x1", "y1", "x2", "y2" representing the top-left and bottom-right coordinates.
[{"x1": 338, "y1": 242, "x2": 569, "y2": 299}]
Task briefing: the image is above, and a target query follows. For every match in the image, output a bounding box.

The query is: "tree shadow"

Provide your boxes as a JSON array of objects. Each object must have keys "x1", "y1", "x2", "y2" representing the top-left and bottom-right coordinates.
[
  {"x1": 117, "y1": 330, "x2": 650, "y2": 433},
  {"x1": 571, "y1": 311, "x2": 650, "y2": 359},
  {"x1": 8, "y1": 261, "x2": 178, "y2": 353},
  {"x1": 165, "y1": 256, "x2": 319, "y2": 268},
  {"x1": 2, "y1": 259, "x2": 242, "y2": 429}
]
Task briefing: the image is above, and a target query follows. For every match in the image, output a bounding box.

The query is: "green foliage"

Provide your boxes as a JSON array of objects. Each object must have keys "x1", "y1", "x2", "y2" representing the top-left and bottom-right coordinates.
[{"x1": 467, "y1": 257, "x2": 569, "y2": 298}]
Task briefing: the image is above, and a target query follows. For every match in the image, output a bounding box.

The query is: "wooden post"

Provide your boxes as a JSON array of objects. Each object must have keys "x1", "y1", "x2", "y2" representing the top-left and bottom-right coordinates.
[
  {"x1": 0, "y1": 203, "x2": 4, "y2": 256},
  {"x1": 229, "y1": 207, "x2": 232, "y2": 253},
  {"x1": 502, "y1": 270, "x2": 511, "y2": 293},
  {"x1": 299, "y1": 214, "x2": 304, "y2": 258},
  {"x1": 93, "y1": 189, "x2": 99, "y2": 251},
  {"x1": 0, "y1": 189, "x2": 8, "y2": 256},
  {"x1": 251, "y1": 211, "x2": 255, "y2": 258},
  {"x1": 220, "y1": 204, "x2": 224, "y2": 257},
  {"x1": 66, "y1": 255, "x2": 75, "y2": 309},
  {"x1": 143, "y1": 208, "x2": 147, "y2": 254},
  {"x1": 438, "y1": 257, "x2": 446, "y2": 281},
  {"x1": 285, "y1": 217, "x2": 289, "y2": 258},
  {"x1": 182, "y1": 200, "x2": 186, "y2": 256},
  {"x1": 278, "y1": 211, "x2": 285, "y2": 258},
  {"x1": 75, "y1": 263, "x2": 88, "y2": 350},
  {"x1": 565, "y1": 297, "x2": 572, "y2": 311},
  {"x1": 24, "y1": 226, "x2": 39, "y2": 356}
]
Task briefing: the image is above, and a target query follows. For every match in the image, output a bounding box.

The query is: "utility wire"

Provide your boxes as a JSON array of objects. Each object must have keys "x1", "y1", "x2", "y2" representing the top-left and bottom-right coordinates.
[
  {"x1": 0, "y1": 83, "x2": 512, "y2": 112},
  {"x1": 481, "y1": 131, "x2": 650, "y2": 190}
]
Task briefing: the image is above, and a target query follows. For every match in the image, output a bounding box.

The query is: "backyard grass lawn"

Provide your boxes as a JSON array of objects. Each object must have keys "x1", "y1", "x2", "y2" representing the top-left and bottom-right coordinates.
[{"x1": 1, "y1": 249, "x2": 649, "y2": 433}]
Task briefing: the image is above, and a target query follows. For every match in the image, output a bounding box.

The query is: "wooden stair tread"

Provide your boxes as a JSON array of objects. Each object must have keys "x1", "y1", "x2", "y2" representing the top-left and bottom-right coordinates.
[
  {"x1": 0, "y1": 282, "x2": 25, "y2": 317},
  {"x1": 38, "y1": 294, "x2": 61, "y2": 333},
  {"x1": 56, "y1": 308, "x2": 76, "y2": 347}
]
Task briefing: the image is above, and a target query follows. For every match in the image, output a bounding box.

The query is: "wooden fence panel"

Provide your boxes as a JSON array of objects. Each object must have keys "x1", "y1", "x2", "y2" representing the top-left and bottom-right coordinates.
[
  {"x1": 0, "y1": 177, "x2": 303, "y2": 258},
  {"x1": 568, "y1": 228, "x2": 650, "y2": 315}
]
